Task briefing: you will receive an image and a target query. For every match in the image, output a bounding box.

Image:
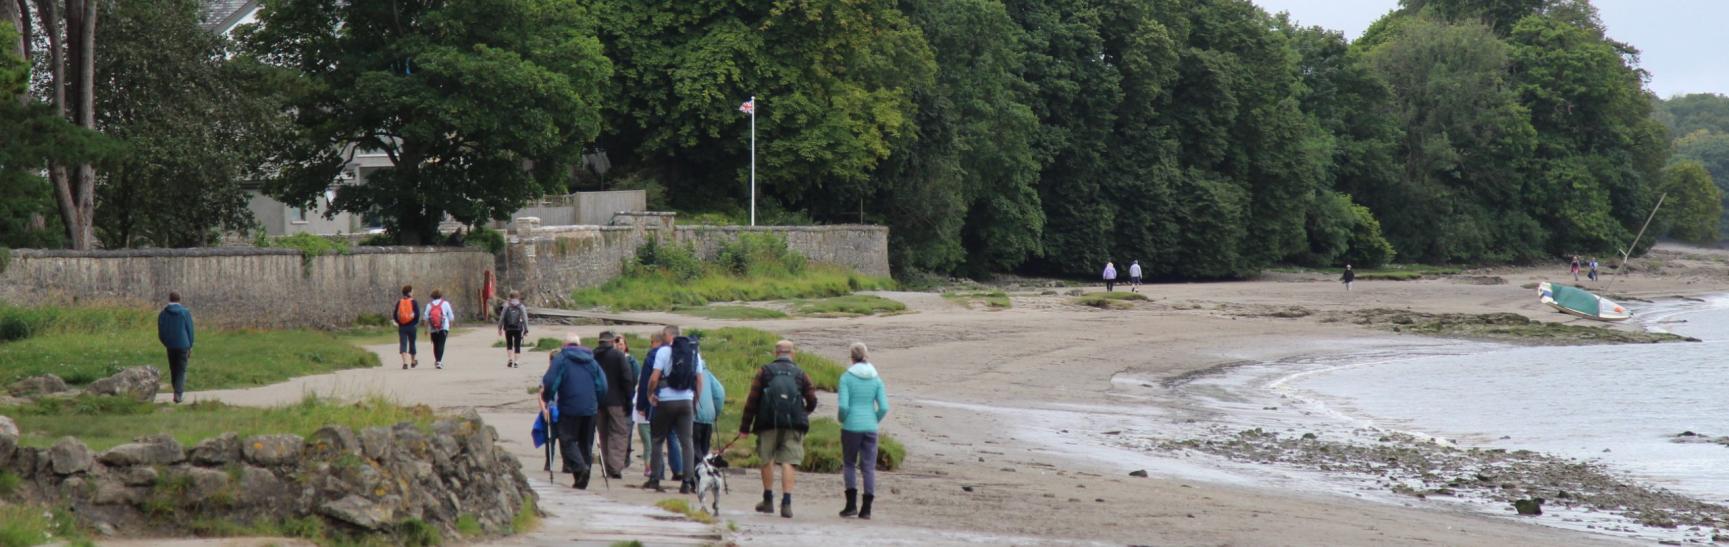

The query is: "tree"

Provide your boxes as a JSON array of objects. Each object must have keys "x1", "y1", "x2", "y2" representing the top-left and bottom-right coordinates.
[
  {"x1": 244, "y1": 0, "x2": 613, "y2": 244},
  {"x1": 1658, "y1": 93, "x2": 1729, "y2": 137},
  {"x1": 93, "y1": 0, "x2": 288, "y2": 248},
  {"x1": 0, "y1": 20, "x2": 107, "y2": 249},
  {"x1": 1658, "y1": 161, "x2": 1720, "y2": 243},
  {"x1": 4, "y1": 0, "x2": 103, "y2": 249}
]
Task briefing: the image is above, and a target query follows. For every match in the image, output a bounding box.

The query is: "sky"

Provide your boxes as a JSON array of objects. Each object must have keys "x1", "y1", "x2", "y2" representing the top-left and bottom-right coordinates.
[{"x1": 1249, "y1": 0, "x2": 1729, "y2": 98}]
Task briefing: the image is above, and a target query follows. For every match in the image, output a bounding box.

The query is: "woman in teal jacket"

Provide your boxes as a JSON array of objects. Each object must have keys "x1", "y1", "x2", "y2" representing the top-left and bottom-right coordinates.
[{"x1": 837, "y1": 342, "x2": 889, "y2": 520}]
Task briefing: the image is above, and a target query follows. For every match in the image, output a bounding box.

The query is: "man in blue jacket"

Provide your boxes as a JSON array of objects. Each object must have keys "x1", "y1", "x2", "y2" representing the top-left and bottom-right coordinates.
[
  {"x1": 542, "y1": 333, "x2": 607, "y2": 489},
  {"x1": 157, "y1": 292, "x2": 195, "y2": 404}
]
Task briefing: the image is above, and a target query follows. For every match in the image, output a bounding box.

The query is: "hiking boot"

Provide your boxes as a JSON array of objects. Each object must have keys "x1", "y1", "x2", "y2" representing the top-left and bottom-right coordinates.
[
  {"x1": 755, "y1": 493, "x2": 775, "y2": 514},
  {"x1": 780, "y1": 497, "x2": 793, "y2": 519},
  {"x1": 839, "y1": 489, "x2": 858, "y2": 518},
  {"x1": 859, "y1": 494, "x2": 874, "y2": 520},
  {"x1": 679, "y1": 481, "x2": 692, "y2": 495},
  {"x1": 575, "y1": 470, "x2": 591, "y2": 490},
  {"x1": 641, "y1": 480, "x2": 664, "y2": 493}
]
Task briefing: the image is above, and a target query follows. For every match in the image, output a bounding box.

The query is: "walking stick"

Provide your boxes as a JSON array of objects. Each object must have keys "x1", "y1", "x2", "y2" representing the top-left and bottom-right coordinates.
[{"x1": 597, "y1": 438, "x2": 611, "y2": 490}]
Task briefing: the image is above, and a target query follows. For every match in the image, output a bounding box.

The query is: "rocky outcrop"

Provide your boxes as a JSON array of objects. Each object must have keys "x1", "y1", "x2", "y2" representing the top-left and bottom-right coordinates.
[
  {"x1": 0, "y1": 410, "x2": 535, "y2": 541},
  {"x1": 8, "y1": 374, "x2": 69, "y2": 397},
  {"x1": 84, "y1": 366, "x2": 161, "y2": 401}
]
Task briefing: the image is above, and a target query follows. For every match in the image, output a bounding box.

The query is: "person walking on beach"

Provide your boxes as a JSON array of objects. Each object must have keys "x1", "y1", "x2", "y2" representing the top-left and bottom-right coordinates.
[
  {"x1": 1341, "y1": 265, "x2": 1355, "y2": 292},
  {"x1": 424, "y1": 290, "x2": 455, "y2": 370},
  {"x1": 394, "y1": 285, "x2": 420, "y2": 370},
  {"x1": 542, "y1": 333, "x2": 607, "y2": 489},
  {"x1": 694, "y1": 361, "x2": 726, "y2": 459},
  {"x1": 1128, "y1": 260, "x2": 1143, "y2": 292},
  {"x1": 647, "y1": 326, "x2": 705, "y2": 494},
  {"x1": 1570, "y1": 256, "x2": 1582, "y2": 282},
  {"x1": 498, "y1": 291, "x2": 529, "y2": 368},
  {"x1": 1588, "y1": 257, "x2": 1599, "y2": 282},
  {"x1": 837, "y1": 342, "x2": 889, "y2": 520},
  {"x1": 737, "y1": 340, "x2": 819, "y2": 518},
  {"x1": 157, "y1": 292, "x2": 195, "y2": 404},
  {"x1": 1102, "y1": 261, "x2": 1118, "y2": 292},
  {"x1": 481, "y1": 270, "x2": 497, "y2": 321},
  {"x1": 636, "y1": 336, "x2": 684, "y2": 483},
  {"x1": 593, "y1": 331, "x2": 637, "y2": 480}
]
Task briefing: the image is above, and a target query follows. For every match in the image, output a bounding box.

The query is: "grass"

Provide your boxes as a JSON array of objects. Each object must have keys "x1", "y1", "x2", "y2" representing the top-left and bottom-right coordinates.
[
  {"x1": 0, "y1": 305, "x2": 378, "y2": 388},
  {"x1": 671, "y1": 305, "x2": 788, "y2": 320},
  {"x1": 0, "y1": 504, "x2": 83, "y2": 547},
  {"x1": 510, "y1": 499, "x2": 538, "y2": 534},
  {"x1": 0, "y1": 394, "x2": 434, "y2": 451},
  {"x1": 454, "y1": 515, "x2": 483, "y2": 537},
  {"x1": 610, "y1": 541, "x2": 647, "y2": 547},
  {"x1": 653, "y1": 498, "x2": 716, "y2": 525},
  {"x1": 943, "y1": 291, "x2": 1011, "y2": 310},
  {"x1": 1074, "y1": 292, "x2": 1148, "y2": 310},
  {"x1": 0, "y1": 471, "x2": 19, "y2": 496},
  {"x1": 491, "y1": 337, "x2": 563, "y2": 351},
  {"x1": 569, "y1": 234, "x2": 893, "y2": 311},
  {"x1": 792, "y1": 295, "x2": 906, "y2": 317},
  {"x1": 668, "y1": 327, "x2": 905, "y2": 472},
  {"x1": 1269, "y1": 263, "x2": 1463, "y2": 281}
]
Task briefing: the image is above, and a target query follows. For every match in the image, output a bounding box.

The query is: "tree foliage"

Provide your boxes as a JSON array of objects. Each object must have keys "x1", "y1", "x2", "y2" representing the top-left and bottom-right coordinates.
[
  {"x1": 0, "y1": 23, "x2": 107, "y2": 249},
  {"x1": 1658, "y1": 161, "x2": 1720, "y2": 244},
  {"x1": 1658, "y1": 93, "x2": 1729, "y2": 137},
  {"x1": 93, "y1": 0, "x2": 288, "y2": 248},
  {"x1": 244, "y1": 0, "x2": 612, "y2": 244}
]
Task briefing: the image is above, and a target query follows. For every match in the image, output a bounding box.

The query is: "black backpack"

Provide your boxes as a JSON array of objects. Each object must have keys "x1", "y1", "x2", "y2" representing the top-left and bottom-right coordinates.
[
  {"x1": 501, "y1": 304, "x2": 526, "y2": 331},
  {"x1": 760, "y1": 362, "x2": 807, "y2": 429},
  {"x1": 665, "y1": 336, "x2": 698, "y2": 390}
]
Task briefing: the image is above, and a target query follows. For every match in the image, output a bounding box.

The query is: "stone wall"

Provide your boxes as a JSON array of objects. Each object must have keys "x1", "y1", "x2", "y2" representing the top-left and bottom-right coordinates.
[
  {"x1": 0, "y1": 409, "x2": 534, "y2": 541},
  {"x1": 496, "y1": 224, "x2": 891, "y2": 307},
  {"x1": 0, "y1": 247, "x2": 493, "y2": 329}
]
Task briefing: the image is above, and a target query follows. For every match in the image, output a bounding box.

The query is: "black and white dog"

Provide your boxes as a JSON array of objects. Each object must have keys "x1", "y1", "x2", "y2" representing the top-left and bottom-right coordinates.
[{"x1": 694, "y1": 453, "x2": 731, "y2": 515}]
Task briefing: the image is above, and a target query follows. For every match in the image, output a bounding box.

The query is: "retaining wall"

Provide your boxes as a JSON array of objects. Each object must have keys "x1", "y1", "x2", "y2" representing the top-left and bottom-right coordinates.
[{"x1": 0, "y1": 247, "x2": 492, "y2": 329}]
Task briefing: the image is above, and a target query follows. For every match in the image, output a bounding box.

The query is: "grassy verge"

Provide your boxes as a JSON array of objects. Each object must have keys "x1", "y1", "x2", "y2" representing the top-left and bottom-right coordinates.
[
  {"x1": 1270, "y1": 264, "x2": 1463, "y2": 281},
  {"x1": 491, "y1": 337, "x2": 563, "y2": 351},
  {"x1": 792, "y1": 295, "x2": 906, "y2": 317},
  {"x1": 653, "y1": 499, "x2": 716, "y2": 525},
  {"x1": 569, "y1": 234, "x2": 893, "y2": 311},
  {"x1": 0, "y1": 504, "x2": 87, "y2": 547},
  {"x1": 0, "y1": 305, "x2": 379, "y2": 389},
  {"x1": 0, "y1": 395, "x2": 433, "y2": 451},
  {"x1": 943, "y1": 291, "x2": 1011, "y2": 310},
  {"x1": 671, "y1": 305, "x2": 789, "y2": 320},
  {"x1": 1074, "y1": 292, "x2": 1148, "y2": 310}
]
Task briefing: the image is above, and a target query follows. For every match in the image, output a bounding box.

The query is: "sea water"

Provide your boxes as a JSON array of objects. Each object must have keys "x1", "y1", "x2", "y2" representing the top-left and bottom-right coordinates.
[{"x1": 1285, "y1": 297, "x2": 1729, "y2": 504}]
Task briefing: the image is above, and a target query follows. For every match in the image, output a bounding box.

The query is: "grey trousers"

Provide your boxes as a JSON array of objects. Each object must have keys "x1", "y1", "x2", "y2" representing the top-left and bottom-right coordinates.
[
  {"x1": 842, "y1": 430, "x2": 880, "y2": 494},
  {"x1": 650, "y1": 400, "x2": 695, "y2": 485}
]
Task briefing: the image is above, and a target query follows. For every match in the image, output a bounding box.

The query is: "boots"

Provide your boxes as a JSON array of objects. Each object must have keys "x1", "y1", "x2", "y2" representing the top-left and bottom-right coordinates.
[
  {"x1": 839, "y1": 489, "x2": 858, "y2": 518},
  {"x1": 756, "y1": 491, "x2": 775, "y2": 514},
  {"x1": 780, "y1": 494, "x2": 793, "y2": 518},
  {"x1": 859, "y1": 494, "x2": 874, "y2": 520}
]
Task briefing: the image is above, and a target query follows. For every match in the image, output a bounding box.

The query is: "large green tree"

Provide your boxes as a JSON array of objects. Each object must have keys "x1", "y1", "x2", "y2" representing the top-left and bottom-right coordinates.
[
  {"x1": 1671, "y1": 130, "x2": 1729, "y2": 236},
  {"x1": 244, "y1": 0, "x2": 612, "y2": 244},
  {"x1": 0, "y1": 22, "x2": 107, "y2": 249},
  {"x1": 93, "y1": 0, "x2": 288, "y2": 248},
  {"x1": 1658, "y1": 161, "x2": 1720, "y2": 244},
  {"x1": 1658, "y1": 94, "x2": 1729, "y2": 137}
]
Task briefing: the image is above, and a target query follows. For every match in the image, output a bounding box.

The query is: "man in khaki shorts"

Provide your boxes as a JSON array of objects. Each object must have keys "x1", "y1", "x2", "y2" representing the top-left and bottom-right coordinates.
[{"x1": 736, "y1": 340, "x2": 819, "y2": 518}]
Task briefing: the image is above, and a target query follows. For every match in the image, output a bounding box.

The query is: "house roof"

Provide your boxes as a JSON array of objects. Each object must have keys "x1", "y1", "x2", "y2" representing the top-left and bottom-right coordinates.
[{"x1": 201, "y1": 0, "x2": 259, "y2": 34}]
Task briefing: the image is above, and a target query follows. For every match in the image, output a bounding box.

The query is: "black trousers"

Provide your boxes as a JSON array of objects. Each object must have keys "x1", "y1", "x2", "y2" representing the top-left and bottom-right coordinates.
[
  {"x1": 430, "y1": 330, "x2": 449, "y2": 362},
  {"x1": 557, "y1": 414, "x2": 597, "y2": 487},
  {"x1": 166, "y1": 348, "x2": 190, "y2": 397},
  {"x1": 693, "y1": 422, "x2": 714, "y2": 460}
]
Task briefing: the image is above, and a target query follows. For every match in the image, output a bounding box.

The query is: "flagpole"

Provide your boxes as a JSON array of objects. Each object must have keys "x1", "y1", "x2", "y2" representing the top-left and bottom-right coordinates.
[{"x1": 749, "y1": 95, "x2": 757, "y2": 227}]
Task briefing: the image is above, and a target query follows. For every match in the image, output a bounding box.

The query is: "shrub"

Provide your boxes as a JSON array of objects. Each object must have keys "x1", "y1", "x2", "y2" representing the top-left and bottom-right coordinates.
[
  {"x1": 0, "y1": 246, "x2": 9, "y2": 274},
  {"x1": 630, "y1": 238, "x2": 704, "y2": 282},
  {"x1": 261, "y1": 233, "x2": 349, "y2": 257},
  {"x1": 715, "y1": 233, "x2": 805, "y2": 277},
  {"x1": 354, "y1": 313, "x2": 392, "y2": 328},
  {"x1": 0, "y1": 471, "x2": 19, "y2": 496},
  {"x1": 358, "y1": 232, "x2": 395, "y2": 246},
  {"x1": 467, "y1": 226, "x2": 507, "y2": 255}
]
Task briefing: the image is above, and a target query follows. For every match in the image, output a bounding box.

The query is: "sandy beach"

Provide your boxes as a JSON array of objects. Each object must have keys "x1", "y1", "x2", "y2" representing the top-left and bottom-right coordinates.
[{"x1": 180, "y1": 244, "x2": 1729, "y2": 545}]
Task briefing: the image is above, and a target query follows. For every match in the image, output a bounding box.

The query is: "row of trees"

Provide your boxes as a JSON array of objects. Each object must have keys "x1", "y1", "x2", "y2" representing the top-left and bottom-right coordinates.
[
  {"x1": 1659, "y1": 94, "x2": 1729, "y2": 239},
  {"x1": 0, "y1": 0, "x2": 1721, "y2": 278}
]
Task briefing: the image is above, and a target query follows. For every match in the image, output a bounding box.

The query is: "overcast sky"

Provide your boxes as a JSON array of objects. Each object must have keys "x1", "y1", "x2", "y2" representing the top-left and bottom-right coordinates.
[{"x1": 1250, "y1": 0, "x2": 1728, "y2": 98}]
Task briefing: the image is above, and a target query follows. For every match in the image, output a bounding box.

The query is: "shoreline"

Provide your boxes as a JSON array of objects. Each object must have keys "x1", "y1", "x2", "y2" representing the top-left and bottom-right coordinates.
[{"x1": 1097, "y1": 297, "x2": 1729, "y2": 544}]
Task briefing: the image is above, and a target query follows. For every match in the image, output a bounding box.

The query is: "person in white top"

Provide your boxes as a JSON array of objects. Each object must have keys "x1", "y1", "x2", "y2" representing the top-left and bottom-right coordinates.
[
  {"x1": 645, "y1": 325, "x2": 706, "y2": 493},
  {"x1": 1128, "y1": 260, "x2": 1143, "y2": 292},
  {"x1": 423, "y1": 290, "x2": 456, "y2": 369}
]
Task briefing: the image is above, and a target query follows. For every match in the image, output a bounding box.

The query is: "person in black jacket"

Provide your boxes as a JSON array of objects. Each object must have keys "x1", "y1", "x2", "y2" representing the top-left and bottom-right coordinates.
[
  {"x1": 541, "y1": 333, "x2": 607, "y2": 489},
  {"x1": 1341, "y1": 264, "x2": 1355, "y2": 292},
  {"x1": 735, "y1": 340, "x2": 819, "y2": 518},
  {"x1": 592, "y1": 331, "x2": 637, "y2": 480}
]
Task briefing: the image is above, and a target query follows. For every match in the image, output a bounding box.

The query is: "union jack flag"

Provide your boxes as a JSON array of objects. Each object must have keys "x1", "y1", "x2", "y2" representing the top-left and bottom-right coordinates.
[{"x1": 739, "y1": 99, "x2": 755, "y2": 114}]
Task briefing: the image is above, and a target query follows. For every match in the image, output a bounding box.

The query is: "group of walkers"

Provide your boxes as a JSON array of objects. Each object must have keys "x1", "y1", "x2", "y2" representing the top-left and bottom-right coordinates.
[
  {"x1": 536, "y1": 326, "x2": 891, "y2": 520},
  {"x1": 391, "y1": 285, "x2": 457, "y2": 370},
  {"x1": 1570, "y1": 255, "x2": 1600, "y2": 282},
  {"x1": 1100, "y1": 260, "x2": 1144, "y2": 292}
]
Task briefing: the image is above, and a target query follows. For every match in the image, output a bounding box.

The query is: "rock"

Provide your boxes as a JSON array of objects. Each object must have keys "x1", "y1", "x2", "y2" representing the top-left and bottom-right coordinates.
[
  {"x1": 235, "y1": 466, "x2": 289, "y2": 506},
  {"x1": 359, "y1": 427, "x2": 394, "y2": 461},
  {"x1": 49, "y1": 437, "x2": 93, "y2": 475},
  {"x1": 190, "y1": 433, "x2": 240, "y2": 466},
  {"x1": 961, "y1": 486, "x2": 974, "y2": 492},
  {"x1": 1129, "y1": 470, "x2": 1149, "y2": 478},
  {"x1": 306, "y1": 425, "x2": 360, "y2": 460},
  {"x1": 95, "y1": 522, "x2": 117, "y2": 536},
  {"x1": 0, "y1": 416, "x2": 16, "y2": 466},
  {"x1": 1513, "y1": 498, "x2": 1544, "y2": 516},
  {"x1": 320, "y1": 494, "x2": 395, "y2": 530},
  {"x1": 117, "y1": 466, "x2": 159, "y2": 486},
  {"x1": 92, "y1": 479, "x2": 142, "y2": 505},
  {"x1": 8, "y1": 374, "x2": 69, "y2": 397},
  {"x1": 180, "y1": 467, "x2": 231, "y2": 503},
  {"x1": 86, "y1": 366, "x2": 161, "y2": 402},
  {"x1": 243, "y1": 434, "x2": 303, "y2": 466},
  {"x1": 98, "y1": 435, "x2": 185, "y2": 467},
  {"x1": 0, "y1": 396, "x2": 29, "y2": 407}
]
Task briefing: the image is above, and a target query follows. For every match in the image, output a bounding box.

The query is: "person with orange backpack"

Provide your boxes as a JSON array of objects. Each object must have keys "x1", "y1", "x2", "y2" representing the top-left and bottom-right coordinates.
[
  {"x1": 424, "y1": 289, "x2": 456, "y2": 370},
  {"x1": 394, "y1": 285, "x2": 421, "y2": 369}
]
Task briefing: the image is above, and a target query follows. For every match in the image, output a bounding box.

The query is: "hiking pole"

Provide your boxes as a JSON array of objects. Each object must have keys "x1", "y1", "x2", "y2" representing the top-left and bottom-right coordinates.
[
  {"x1": 543, "y1": 408, "x2": 555, "y2": 483},
  {"x1": 598, "y1": 443, "x2": 611, "y2": 490}
]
